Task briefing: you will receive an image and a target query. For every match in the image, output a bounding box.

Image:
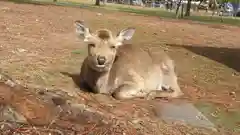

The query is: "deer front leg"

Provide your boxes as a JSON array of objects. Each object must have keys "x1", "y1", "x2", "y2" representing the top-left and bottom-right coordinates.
[
  {"x1": 112, "y1": 84, "x2": 147, "y2": 100},
  {"x1": 160, "y1": 73, "x2": 183, "y2": 98},
  {"x1": 147, "y1": 73, "x2": 183, "y2": 100},
  {"x1": 146, "y1": 80, "x2": 183, "y2": 100}
]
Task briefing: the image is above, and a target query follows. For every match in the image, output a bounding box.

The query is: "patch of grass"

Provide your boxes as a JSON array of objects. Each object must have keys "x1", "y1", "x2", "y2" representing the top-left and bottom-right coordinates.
[
  {"x1": 7, "y1": 0, "x2": 94, "y2": 8},
  {"x1": 116, "y1": 7, "x2": 176, "y2": 18},
  {"x1": 7, "y1": 0, "x2": 240, "y2": 26},
  {"x1": 186, "y1": 16, "x2": 240, "y2": 26},
  {"x1": 71, "y1": 49, "x2": 85, "y2": 54},
  {"x1": 195, "y1": 102, "x2": 240, "y2": 132},
  {"x1": 115, "y1": 7, "x2": 240, "y2": 26}
]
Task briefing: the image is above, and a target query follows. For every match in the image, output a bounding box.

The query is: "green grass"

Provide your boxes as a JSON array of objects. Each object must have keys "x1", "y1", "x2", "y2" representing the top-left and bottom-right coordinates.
[
  {"x1": 71, "y1": 49, "x2": 85, "y2": 54},
  {"x1": 7, "y1": 0, "x2": 240, "y2": 27},
  {"x1": 113, "y1": 7, "x2": 240, "y2": 26},
  {"x1": 186, "y1": 15, "x2": 240, "y2": 26},
  {"x1": 116, "y1": 7, "x2": 176, "y2": 18},
  {"x1": 195, "y1": 102, "x2": 240, "y2": 132},
  {"x1": 7, "y1": 0, "x2": 93, "y2": 8}
]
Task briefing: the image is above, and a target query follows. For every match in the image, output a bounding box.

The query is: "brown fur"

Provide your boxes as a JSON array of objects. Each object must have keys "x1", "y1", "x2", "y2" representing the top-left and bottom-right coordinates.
[
  {"x1": 97, "y1": 30, "x2": 111, "y2": 40},
  {"x1": 74, "y1": 20, "x2": 183, "y2": 100}
]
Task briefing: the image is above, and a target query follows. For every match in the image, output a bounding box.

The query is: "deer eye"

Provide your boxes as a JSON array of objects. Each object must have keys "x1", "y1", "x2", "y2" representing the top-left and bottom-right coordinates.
[
  {"x1": 88, "y1": 44, "x2": 95, "y2": 47},
  {"x1": 110, "y1": 46, "x2": 116, "y2": 49}
]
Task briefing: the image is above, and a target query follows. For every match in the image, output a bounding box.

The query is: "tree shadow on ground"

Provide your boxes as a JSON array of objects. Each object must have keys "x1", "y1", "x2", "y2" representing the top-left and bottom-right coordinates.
[{"x1": 166, "y1": 43, "x2": 240, "y2": 72}]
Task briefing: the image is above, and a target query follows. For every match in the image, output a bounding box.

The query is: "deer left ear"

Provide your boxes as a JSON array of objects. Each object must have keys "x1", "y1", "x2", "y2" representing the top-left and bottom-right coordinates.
[{"x1": 74, "y1": 20, "x2": 92, "y2": 42}]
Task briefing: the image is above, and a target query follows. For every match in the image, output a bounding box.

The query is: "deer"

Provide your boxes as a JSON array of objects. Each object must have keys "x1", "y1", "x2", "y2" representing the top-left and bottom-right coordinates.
[{"x1": 74, "y1": 20, "x2": 184, "y2": 100}]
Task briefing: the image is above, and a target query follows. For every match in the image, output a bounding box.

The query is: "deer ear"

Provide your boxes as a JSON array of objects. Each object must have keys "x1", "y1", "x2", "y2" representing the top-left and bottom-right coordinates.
[
  {"x1": 116, "y1": 27, "x2": 135, "y2": 46},
  {"x1": 74, "y1": 20, "x2": 92, "y2": 42},
  {"x1": 117, "y1": 27, "x2": 135, "y2": 40}
]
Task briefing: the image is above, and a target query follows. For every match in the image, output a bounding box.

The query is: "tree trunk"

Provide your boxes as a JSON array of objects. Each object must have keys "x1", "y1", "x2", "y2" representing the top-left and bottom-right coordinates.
[
  {"x1": 196, "y1": 0, "x2": 203, "y2": 12},
  {"x1": 130, "y1": 0, "x2": 133, "y2": 5},
  {"x1": 176, "y1": 0, "x2": 183, "y2": 18},
  {"x1": 181, "y1": 2, "x2": 184, "y2": 18},
  {"x1": 95, "y1": 0, "x2": 100, "y2": 6},
  {"x1": 185, "y1": 0, "x2": 192, "y2": 16}
]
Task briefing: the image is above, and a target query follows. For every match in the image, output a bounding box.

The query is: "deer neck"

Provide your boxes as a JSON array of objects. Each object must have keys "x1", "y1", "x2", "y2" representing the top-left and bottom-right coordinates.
[{"x1": 88, "y1": 66, "x2": 111, "y2": 94}]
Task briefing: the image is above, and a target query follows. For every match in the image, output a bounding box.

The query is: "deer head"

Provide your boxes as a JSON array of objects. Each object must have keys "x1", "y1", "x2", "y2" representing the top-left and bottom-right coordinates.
[{"x1": 74, "y1": 20, "x2": 135, "y2": 72}]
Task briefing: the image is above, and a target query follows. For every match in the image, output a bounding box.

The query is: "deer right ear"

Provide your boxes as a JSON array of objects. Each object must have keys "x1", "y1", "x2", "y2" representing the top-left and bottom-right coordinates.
[{"x1": 74, "y1": 20, "x2": 92, "y2": 42}]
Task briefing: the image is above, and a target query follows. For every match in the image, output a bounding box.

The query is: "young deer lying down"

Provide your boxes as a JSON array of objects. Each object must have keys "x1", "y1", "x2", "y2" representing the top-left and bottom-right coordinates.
[{"x1": 74, "y1": 20, "x2": 183, "y2": 100}]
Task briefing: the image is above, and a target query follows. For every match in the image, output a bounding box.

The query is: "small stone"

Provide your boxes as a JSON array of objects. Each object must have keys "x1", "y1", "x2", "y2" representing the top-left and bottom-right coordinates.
[
  {"x1": 5, "y1": 80, "x2": 16, "y2": 87},
  {"x1": 132, "y1": 119, "x2": 141, "y2": 124},
  {"x1": 229, "y1": 91, "x2": 236, "y2": 96},
  {"x1": 97, "y1": 13, "x2": 102, "y2": 16},
  {"x1": 210, "y1": 112, "x2": 218, "y2": 118},
  {"x1": 1, "y1": 7, "x2": 10, "y2": 11},
  {"x1": 52, "y1": 97, "x2": 66, "y2": 106},
  {"x1": 196, "y1": 113, "x2": 204, "y2": 120},
  {"x1": 160, "y1": 30, "x2": 166, "y2": 32},
  {"x1": 229, "y1": 91, "x2": 236, "y2": 99},
  {"x1": 38, "y1": 91, "x2": 45, "y2": 95},
  {"x1": 17, "y1": 48, "x2": 26, "y2": 53}
]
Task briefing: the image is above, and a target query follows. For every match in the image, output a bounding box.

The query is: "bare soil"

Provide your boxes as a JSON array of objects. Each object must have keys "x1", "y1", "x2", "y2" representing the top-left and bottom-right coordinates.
[{"x1": 0, "y1": 1, "x2": 240, "y2": 134}]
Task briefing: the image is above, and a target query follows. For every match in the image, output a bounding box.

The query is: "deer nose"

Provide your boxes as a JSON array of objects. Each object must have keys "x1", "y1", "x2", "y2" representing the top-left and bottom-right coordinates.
[{"x1": 97, "y1": 56, "x2": 106, "y2": 65}]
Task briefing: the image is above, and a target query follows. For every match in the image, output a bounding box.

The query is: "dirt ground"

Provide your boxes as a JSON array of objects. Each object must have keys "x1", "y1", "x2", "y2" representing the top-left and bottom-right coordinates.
[{"x1": 0, "y1": 1, "x2": 240, "y2": 134}]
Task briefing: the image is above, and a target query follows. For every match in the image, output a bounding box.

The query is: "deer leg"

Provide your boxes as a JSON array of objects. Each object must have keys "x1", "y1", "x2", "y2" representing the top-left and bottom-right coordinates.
[
  {"x1": 147, "y1": 73, "x2": 183, "y2": 100},
  {"x1": 145, "y1": 59, "x2": 183, "y2": 99},
  {"x1": 162, "y1": 72, "x2": 171, "y2": 90},
  {"x1": 167, "y1": 73, "x2": 184, "y2": 97},
  {"x1": 146, "y1": 70, "x2": 183, "y2": 100},
  {"x1": 112, "y1": 84, "x2": 147, "y2": 100}
]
